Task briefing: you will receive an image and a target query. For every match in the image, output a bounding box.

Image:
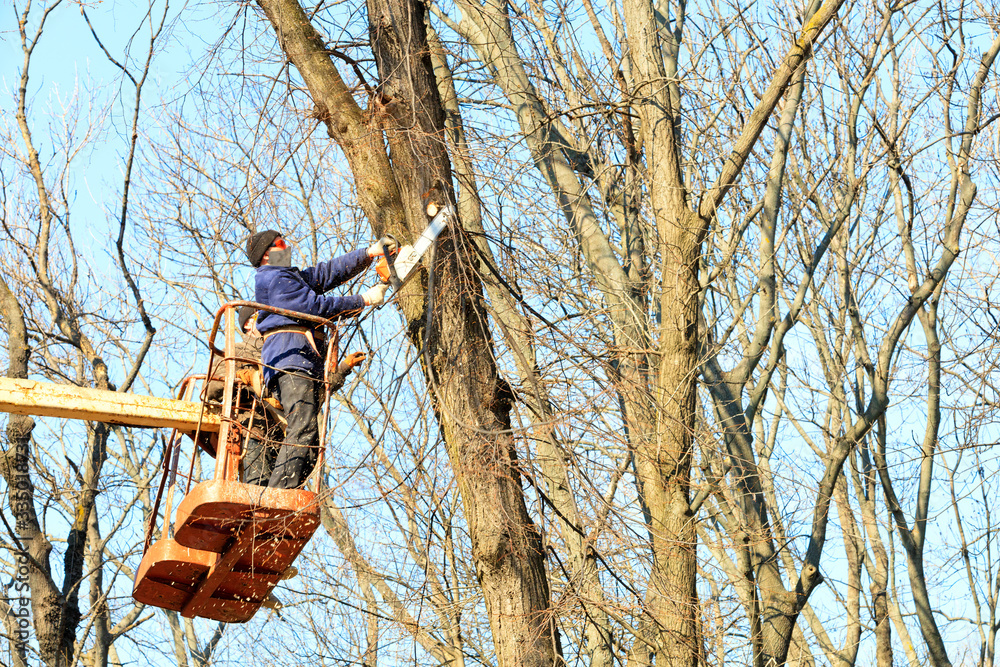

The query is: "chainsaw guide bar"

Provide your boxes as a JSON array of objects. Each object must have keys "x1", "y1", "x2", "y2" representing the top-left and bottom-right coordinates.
[{"x1": 377, "y1": 204, "x2": 453, "y2": 293}]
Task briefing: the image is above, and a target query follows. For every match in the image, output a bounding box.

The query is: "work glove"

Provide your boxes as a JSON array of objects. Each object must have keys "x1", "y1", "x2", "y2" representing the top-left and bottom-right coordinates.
[
  {"x1": 342, "y1": 351, "x2": 367, "y2": 370},
  {"x1": 235, "y1": 368, "x2": 256, "y2": 386},
  {"x1": 362, "y1": 283, "x2": 390, "y2": 306},
  {"x1": 367, "y1": 236, "x2": 399, "y2": 258}
]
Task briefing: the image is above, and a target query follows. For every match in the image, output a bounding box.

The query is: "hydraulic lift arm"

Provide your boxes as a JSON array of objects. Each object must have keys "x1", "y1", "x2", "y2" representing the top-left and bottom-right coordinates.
[{"x1": 0, "y1": 377, "x2": 221, "y2": 432}]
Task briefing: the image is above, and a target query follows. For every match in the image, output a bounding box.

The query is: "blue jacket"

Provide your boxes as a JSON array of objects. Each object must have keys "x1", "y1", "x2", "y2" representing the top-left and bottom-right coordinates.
[{"x1": 255, "y1": 248, "x2": 371, "y2": 387}]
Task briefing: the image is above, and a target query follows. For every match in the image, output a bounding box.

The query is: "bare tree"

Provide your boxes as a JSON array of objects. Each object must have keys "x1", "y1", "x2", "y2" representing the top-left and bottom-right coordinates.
[
  {"x1": 173, "y1": 0, "x2": 999, "y2": 663},
  {"x1": 6, "y1": 0, "x2": 1000, "y2": 665}
]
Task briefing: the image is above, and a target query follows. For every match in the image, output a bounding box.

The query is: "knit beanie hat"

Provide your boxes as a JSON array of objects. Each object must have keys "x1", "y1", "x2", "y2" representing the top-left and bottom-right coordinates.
[
  {"x1": 238, "y1": 305, "x2": 256, "y2": 332},
  {"x1": 245, "y1": 230, "x2": 281, "y2": 267}
]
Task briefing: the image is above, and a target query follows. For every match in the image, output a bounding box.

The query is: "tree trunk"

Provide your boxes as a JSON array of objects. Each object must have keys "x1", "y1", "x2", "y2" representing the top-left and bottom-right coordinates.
[
  {"x1": 617, "y1": 0, "x2": 700, "y2": 659},
  {"x1": 254, "y1": 0, "x2": 559, "y2": 664},
  {"x1": 366, "y1": 2, "x2": 558, "y2": 663},
  {"x1": 0, "y1": 277, "x2": 74, "y2": 667}
]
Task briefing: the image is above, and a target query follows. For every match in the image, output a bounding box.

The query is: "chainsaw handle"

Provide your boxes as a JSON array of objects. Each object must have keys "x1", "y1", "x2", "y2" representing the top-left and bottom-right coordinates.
[
  {"x1": 380, "y1": 234, "x2": 402, "y2": 290},
  {"x1": 380, "y1": 234, "x2": 398, "y2": 259}
]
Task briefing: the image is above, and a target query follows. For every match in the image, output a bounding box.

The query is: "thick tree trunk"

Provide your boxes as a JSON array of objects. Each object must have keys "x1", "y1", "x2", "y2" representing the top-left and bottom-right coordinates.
[
  {"x1": 645, "y1": 211, "x2": 700, "y2": 667},
  {"x1": 617, "y1": 0, "x2": 700, "y2": 658},
  {"x1": 1, "y1": 279, "x2": 75, "y2": 667},
  {"x1": 0, "y1": 276, "x2": 79, "y2": 667},
  {"x1": 254, "y1": 1, "x2": 559, "y2": 664},
  {"x1": 620, "y1": 0, "x2": 852, "y2": 659},
  {"x1": 366, "y1": 3, "x2": 558, "y2": 663}
]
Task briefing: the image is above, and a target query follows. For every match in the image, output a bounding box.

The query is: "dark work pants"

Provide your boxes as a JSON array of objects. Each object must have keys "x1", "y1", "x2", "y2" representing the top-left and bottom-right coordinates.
[
  {"x1": 236, "y1": 391, "x2": 280, "y2": 486},
  {"x1": 269, "y1": 372, "x2": 322, "y2": 489},
  {"x1": 243, "y1": 431, "x2": 276, "y2": 486}
]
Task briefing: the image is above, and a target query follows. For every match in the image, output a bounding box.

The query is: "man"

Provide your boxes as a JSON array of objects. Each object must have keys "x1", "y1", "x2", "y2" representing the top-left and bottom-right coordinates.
[
  {"x1": 205, "y1": 305, "x2": 281, "y2": 485},
  {"x1": 205, "y1": 305, "x2": 277, "y2": 485},
  {"x1": 245, "y1": 230, "x2": 394, "y2": 489},
  {"x1": 204, "y1": 305, "x2": 263, "y2": 406}
]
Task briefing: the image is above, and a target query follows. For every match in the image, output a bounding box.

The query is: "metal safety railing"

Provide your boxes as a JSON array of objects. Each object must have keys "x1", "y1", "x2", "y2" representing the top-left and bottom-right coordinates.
[{"x1": 142, "y1": 300, "x2": 344, "y2": 556}]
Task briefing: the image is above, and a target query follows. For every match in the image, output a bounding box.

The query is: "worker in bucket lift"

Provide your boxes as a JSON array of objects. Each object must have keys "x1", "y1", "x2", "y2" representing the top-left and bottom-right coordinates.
[
  {"x1": 203, "y1": 305, "x2": 280, "y2": 484},
  {"x1": 244, "y1": 230, "x2": 396, "y2": 489}
]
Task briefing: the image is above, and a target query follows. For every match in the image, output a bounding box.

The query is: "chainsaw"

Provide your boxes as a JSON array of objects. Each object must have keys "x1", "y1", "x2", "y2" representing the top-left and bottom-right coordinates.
[{"x1": 375, "y1": 203, "x2": 454, "y2": 292}]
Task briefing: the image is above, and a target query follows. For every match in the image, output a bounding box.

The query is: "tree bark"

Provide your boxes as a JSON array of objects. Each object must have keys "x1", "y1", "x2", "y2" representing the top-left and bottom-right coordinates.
[{"x1": 0, "y1": 274, "x2": 36, "y2": 667}]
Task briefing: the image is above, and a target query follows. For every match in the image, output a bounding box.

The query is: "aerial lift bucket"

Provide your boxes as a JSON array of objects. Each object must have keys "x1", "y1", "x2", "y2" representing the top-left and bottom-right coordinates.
[{"x1": 132, "y1": 301, "x2": 336, "y2": 622}]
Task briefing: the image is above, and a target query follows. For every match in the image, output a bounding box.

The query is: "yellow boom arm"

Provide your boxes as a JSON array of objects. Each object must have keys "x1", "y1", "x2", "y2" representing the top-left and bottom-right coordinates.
[{"x1": 0, "y1": 378, "x2": 220, "y2": 432}]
